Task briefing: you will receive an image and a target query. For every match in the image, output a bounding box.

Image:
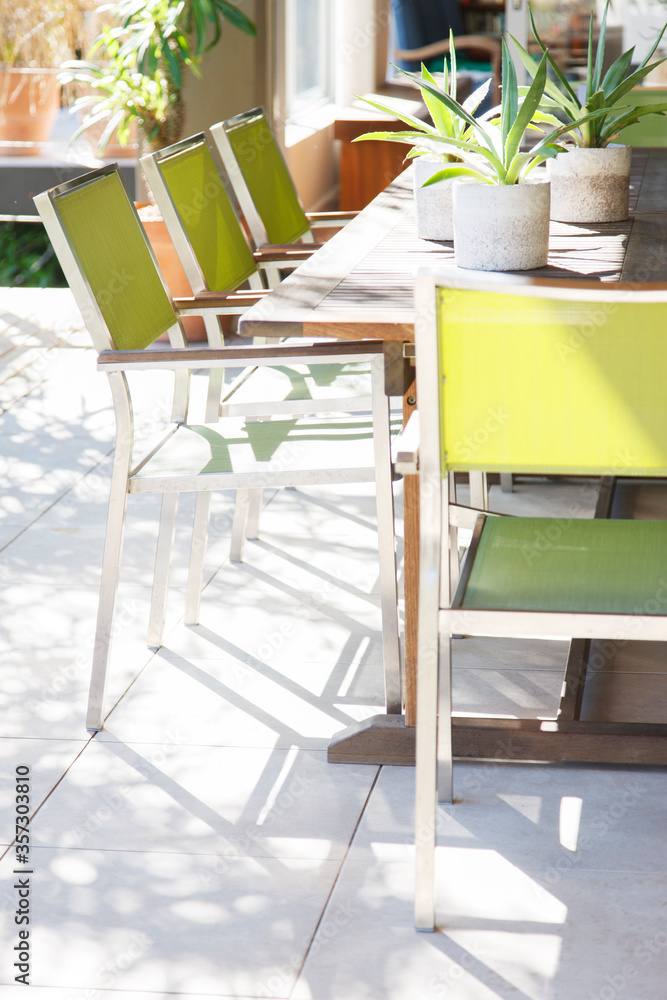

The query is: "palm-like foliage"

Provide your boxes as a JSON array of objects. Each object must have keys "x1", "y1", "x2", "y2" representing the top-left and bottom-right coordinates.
[
  {"x1": 353, "y1": 33, "x2": 491, "y2": 165},
  {"x1": 60, "y1": 0, "x2": 257, "y2": 153},
  {"x1": 513, "y1": 0, "x2": 667, "y2": 148},
  {"x1": 61, "y1": 29, "x2": 178, "y2": 151},
  {"x1": 111, "y1": 0, "x2": 257, "y2": 91},
  {"x1": 371, "y1": 39, "x2": 610, "y2": 185}
]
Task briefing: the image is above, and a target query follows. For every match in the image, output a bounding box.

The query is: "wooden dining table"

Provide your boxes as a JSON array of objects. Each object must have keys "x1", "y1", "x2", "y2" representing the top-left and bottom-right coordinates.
[{"x1": 238, "y1": 147, "x2": 667, "y2": 767}]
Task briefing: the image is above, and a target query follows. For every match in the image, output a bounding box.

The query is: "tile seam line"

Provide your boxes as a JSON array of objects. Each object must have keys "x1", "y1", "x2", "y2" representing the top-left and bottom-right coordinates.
[
  {"x1": 0, "y1": 445, "x2": 116, "y2": 557},
  {"x1": 0, "y1": 734, "x2": 96, "y2": 863},
  {"x1": 288, "y1": 765, "x2": 382, "y2": 999}
]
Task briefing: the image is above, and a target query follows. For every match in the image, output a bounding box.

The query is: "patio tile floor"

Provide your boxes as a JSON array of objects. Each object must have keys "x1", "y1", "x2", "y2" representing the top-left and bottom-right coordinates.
[{"x1": 1, "y1": 287, "x2": 666, "y2": 999}]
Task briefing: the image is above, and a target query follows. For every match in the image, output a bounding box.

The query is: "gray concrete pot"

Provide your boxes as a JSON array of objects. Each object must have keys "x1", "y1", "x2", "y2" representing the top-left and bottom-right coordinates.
[
  {"x1": 452, "y1": 179, "x2": 551, "y2": 271},
  {"x1": 547, "y1": 144, "x2": 631, "y2": 223},
  {"x1": 413, "y1": 159, "x2": 455, "y2": 240}
]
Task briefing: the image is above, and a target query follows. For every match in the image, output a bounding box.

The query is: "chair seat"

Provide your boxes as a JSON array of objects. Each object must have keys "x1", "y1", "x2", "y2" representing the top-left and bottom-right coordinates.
[
  {"x1": 223, "y1": 360, "x2": 372, "y2": 407},
  {"x1": 462, "y1": 516, "x2": 667, "y2": 615},
  {"x1": 131, "y1": 414, "x2": 397, "y2": 491}
]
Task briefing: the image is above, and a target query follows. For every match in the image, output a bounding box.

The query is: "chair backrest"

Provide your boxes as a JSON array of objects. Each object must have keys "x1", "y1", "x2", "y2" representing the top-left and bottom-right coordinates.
[
  {"x1": 33, "y1": 165, "x2": 180, "y2": 354},
  {"x1": 210, "y1": 108, "x2": 311, "y2": 247},
  {"x1": 414, "y1": 270, "x2": 667, "y2": 481},
  {"x1": 140, "y1": 134, "x2": 260, "y2": 294}
]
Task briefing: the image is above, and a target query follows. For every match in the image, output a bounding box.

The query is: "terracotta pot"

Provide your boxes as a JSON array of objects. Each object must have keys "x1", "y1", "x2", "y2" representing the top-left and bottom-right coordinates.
[
  {"x1": 0, "y1": 68, "x2": 60, "y2": 157},
  {"x1": 413, "y1": 160, "x2": 455, "y2": 240},
  {"x1": 453, "y1": 180, "x2": 551, "y2": 271},
  {"x1": 547, "y1": 145, "x2": 632, "y2": 223},
  {"x1": 136, "y1": 205, "x2": 206, "y2": 341}
]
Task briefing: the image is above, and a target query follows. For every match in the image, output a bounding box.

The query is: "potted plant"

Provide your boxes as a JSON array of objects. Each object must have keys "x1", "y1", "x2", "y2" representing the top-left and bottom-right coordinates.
[
  {"x1": 512, "y1": 0, "x2": 667, "y2": 222},
  {"x1": 394, "y1": 40, "x2": 609, "y2": 270},
  {"x1": 0, "y1": 1, "x2": 93, "y2": 156},
  {"x1": 60, "y1": 0, "x2": 257, "y2": 155},
  {"x1": 353, "y1": 35, "x2": 492, "y2": 240}
]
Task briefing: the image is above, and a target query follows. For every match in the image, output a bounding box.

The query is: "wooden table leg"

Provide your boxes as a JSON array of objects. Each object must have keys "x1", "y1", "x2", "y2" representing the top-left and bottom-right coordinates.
[
  {"x1": 328, "y1": 363, "x2": 419, "y2": 764},
  {"x1": 402, "y1": 375, "x2": 419, "y2": 727}
]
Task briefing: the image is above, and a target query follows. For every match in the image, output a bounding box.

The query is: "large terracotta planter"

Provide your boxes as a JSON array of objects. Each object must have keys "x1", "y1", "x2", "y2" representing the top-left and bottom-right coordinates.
[
  {"x1": 453, "y1": 180, "x2": 551, "y2": 271},
  {"x1": 0, "y1": 68, "x2": 60, "y2": 156},
  {"x1": 413, "y1": 159, "x2": 455, "y2": 240},
  {"x1": 547, "y1": 145, "x2": 632, "y2": 223}
]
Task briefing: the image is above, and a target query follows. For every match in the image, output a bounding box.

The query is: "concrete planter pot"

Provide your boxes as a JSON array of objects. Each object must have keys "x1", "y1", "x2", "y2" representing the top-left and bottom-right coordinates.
[
  {"x1": 0, "y1": 68, "x2": 61, "y2": 157},
  {"x1": 547, "y1": 144, "x2": 632, "y2": 223},
  {"x1": 453, "y1": 179, "x2": 551, "y2": 271},
  {"x1": 413, "y1": 159, "x2": 455, "y2": 240}
]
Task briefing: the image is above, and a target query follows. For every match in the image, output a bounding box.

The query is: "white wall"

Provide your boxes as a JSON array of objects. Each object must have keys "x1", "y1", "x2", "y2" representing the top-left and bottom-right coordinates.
[
  {"x1": 181, "y1": 0, "x2": 268, "y2": 137},
  {"x1": 180, "y1": 0, "x2": 381, "y2": 210},
  {"x1": 285, "y1": 0, "x2": 381, "y2": 209}
]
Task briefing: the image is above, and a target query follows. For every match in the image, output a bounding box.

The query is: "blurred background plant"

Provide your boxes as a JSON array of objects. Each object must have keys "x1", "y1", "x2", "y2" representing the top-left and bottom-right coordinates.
[
  {"x1": 0, "y1": 222, "x2": 65, "y2": 287},
  {"x1": 61, "y1": 0, "x2": 257, "y2": 154},
  {"x1": 0, "y1": 0, "x2": 97, "y2": 68}
]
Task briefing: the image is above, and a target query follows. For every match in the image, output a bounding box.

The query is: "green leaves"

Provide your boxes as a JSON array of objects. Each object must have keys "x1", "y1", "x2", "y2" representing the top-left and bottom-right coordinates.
[
  {"x1": 504, "y1": 50, "x2": 548, "y2": 170},
  {"x1": 518, "y1": 0, "x2": 667, "y2": 147},
  {"x1": 501, "y1": 38, "x2": 518, "y2": 151}
]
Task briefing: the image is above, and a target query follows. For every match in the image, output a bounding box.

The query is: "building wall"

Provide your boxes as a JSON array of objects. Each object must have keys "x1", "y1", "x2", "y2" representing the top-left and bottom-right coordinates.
[
  {"x1": 180, "y1": 0, "x2": 382, "y2": 211},
  {"x1": 181, "y1": 0, "x2": 267, "y2": 137}
]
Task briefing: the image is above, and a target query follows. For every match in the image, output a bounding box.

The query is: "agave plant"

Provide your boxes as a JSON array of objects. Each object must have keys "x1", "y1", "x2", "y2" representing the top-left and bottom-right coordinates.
[
  {"x1": 512, "y1": 0, "x2": 667, "y2": 148},
  {"x1": 352, "y1": 32, "x2": 492, "y2": 167},
  {"x1": 373, "y1": 38, "x2": 611, "y2": 186}
]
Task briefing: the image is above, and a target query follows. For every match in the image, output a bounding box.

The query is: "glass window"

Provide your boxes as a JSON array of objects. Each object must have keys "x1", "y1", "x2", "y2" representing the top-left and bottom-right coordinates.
[{"x1": 285, "y1": 0, "x2": 333, "y2": 118}]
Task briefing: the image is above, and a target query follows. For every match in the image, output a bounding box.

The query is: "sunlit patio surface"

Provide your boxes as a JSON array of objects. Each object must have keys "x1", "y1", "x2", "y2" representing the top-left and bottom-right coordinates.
[{"x1": 2, "y1": 286, "x2": 667, "y2": 999}]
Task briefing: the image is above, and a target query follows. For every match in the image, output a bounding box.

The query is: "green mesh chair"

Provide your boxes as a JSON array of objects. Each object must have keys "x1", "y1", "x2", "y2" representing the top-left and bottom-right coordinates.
[
  {"x1": 209, "y1": 108, "x2": 355, "y2": 285},
  {"x1": 403, "y1": 268, "x2": 667, "y2": 931},
  {"x1": 140, "y1": 132, "x2": 320, "y2": 303},
  {"x1": 34, "y1": 164, "x2": 401, "y2": 733},
  {"x1": 140, "y1": 133, "x2": 386, "y2": 556}
]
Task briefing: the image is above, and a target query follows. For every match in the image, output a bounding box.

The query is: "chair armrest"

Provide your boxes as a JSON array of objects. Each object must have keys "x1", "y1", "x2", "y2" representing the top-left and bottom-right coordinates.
[
  {"x1": 253, "y1": 244, "x2": 324, "y2": 263},
  {"x1": 172, "y1": 290, "x2": 270, "y2": 316},
  {"x1": 392, "y1": 410, "x2": 420, "y2": 475},
  {"x1": 307, "y1": 211, "x2": 358, "y2": 226},
  {"x1": 97, "y1": 339, "x2": 385, "y2": 372}
]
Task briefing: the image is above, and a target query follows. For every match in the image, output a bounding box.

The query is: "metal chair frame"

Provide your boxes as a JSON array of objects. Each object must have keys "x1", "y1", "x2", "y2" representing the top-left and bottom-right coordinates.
[
  {"x1": 34, "y1": 164, "x2": 402, "y2": 734},
  {"x1": 209, "y1": 107, "x2": 355, "y2": 286},
  {"x1": 408, "y1": 267, "x2": 667, "y2": 931}
]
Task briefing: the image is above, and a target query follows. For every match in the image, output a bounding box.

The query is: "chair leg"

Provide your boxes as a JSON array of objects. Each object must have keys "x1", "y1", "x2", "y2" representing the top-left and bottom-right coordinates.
[
  {"x1": 371, "y1": 355, "x2": 402, "y2": 714},
  {"x1": 414, "y1": 634, "x2": 439, "y2": 932},
  {"x1": 437, "y1": 635, "x2": 453, "y2": 804},
  {"x1": 86, "y1": 483, "x2": 130, "y2": 732},
  {"x1": 147, "y1": 493, "x2": 180, "y2": 648},
  {"x1": 184, "y1": 492, "x2": 212, "y2": 626},
  {"x1": 469, "y1": 471, "x2": 488, "y2": 510},
  {"x1": 245, "y1": 489, "x2": 263, "y2": 540},
  {"x1": 230, "y1": 489, "x2": 251, "y2": 562}
]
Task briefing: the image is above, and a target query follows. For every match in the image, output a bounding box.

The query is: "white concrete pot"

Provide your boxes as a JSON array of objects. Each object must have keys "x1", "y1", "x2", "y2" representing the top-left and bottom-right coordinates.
[
  {"x1": 452, "y1": 180, "x2": 551, "y2": 271},
  {"x1": 413, "y1": 159, "x2": 455, "y2": 240},
  {"x1": 547, "y1": 144, "x2": 632, "y2": 223}
]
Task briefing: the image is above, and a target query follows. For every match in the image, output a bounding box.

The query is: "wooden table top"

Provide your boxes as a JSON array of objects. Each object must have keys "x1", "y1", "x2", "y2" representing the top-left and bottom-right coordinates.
[{"x1": 239, "y1": 148, "x2": 667, "y2": 345}]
